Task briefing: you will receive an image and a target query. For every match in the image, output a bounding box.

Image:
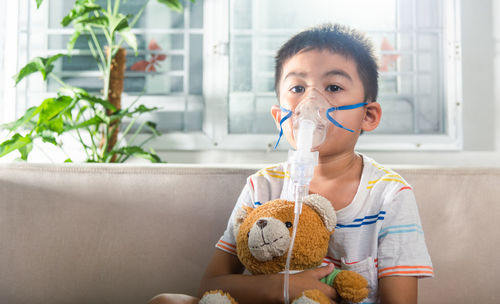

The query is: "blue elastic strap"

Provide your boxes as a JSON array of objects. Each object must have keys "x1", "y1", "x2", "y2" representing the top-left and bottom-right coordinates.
[
  {"x1": 326, "y1": 102, "x2": 368, "y2": 132},
  {"x1": 274, "y1": 106, "x2": 293, "y2": 149}
]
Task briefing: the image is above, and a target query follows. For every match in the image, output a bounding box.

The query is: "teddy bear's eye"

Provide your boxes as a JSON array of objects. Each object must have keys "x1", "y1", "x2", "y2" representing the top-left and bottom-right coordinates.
[{"x1": 285, "y1": 221, "x2": 293, "y2": 228}]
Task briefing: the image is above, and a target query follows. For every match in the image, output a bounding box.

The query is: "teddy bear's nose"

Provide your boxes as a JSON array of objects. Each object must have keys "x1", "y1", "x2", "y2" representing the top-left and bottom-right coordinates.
[{"x1": 256, "y1": 219, "x2": 268, "y2": 229}]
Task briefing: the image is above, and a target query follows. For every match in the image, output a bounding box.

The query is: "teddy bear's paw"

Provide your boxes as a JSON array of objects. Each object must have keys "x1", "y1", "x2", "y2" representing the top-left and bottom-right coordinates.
[
  {"x1": 199, "y1": 290, "x2": 238, "y2": 304},
  {"x1": 291, "y1": 289, "x2": 331, "y2": 304},
  {"x1": 333, "y1": 270, "x2": 369, "y2": 303}
]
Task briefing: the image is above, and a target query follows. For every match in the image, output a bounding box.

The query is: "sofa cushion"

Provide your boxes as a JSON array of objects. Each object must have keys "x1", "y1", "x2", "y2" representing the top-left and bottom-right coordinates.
[{"x1": 0, "y1": 164, "x2": 499, "y2": 304}]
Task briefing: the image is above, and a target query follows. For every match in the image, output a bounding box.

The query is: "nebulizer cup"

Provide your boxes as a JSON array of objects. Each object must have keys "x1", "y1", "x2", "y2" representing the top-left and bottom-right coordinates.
[{"x1": 283, "y1": 89, "x2": 330, "y2": 304}]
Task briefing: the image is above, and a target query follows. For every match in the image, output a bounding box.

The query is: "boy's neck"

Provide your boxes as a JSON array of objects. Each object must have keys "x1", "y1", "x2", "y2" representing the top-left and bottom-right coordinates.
[{"x1": 314, "y1": 151, "x2": 362, "y2": 180}]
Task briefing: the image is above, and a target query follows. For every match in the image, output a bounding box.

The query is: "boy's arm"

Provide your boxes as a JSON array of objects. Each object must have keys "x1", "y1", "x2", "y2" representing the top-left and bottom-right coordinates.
[
  {"x1": 378, "y1": 276, "x2": 417, "y2": 304},
  {"x1": 198, "y1": 249, "x2": 340, "y2": 304}
]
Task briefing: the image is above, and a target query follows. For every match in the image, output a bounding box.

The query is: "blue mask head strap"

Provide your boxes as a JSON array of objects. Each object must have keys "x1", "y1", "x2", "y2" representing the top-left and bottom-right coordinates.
[
  {"x1": 274, "y1": 106, "x2": 292, "y2": 149},
  {"x1": 273, "y1": 102, "x2": 368, "y2": 149},
  {"x1": 326, "y1": 102, "x2": 368, "y2": 132}
]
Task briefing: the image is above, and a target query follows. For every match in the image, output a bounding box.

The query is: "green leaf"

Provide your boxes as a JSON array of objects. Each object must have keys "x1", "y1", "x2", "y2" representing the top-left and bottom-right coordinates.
[
  {"x1": 36, "y1": 96, "x2": 73, "y2": 134},
  {"x1": 39, "y1": 131, "x2": 58, "y2": 146},
  {"x1": 0, "y1": 133, "x2": 32, "y2": 158},
  {"x1": 67, "y1": 116, "x2": 104, "y2": 130},
  {"x1": 108, "y1": 13, "x2": 129, "y2": 34},
  {"x1": 114, "y1": 146, "x2": 162, "y2": 163},
  {"x1": 95, "y1": 110, "x2": 111, "y2": 124},
  {"x1": 35, "y1": 0, "x2": 44, "y2": 9},
  {"x1": 38, "y1": 96, "x2": 73, "y2": 123},
  {"x1": 45, "y1": 117, "x2": 65, "y2": 134},
  {"x1": 157, "y1": 0, "x2": 184, "y2": 13},
  {"x1": 64, "y1": 158, "x2": 73, "y2": 163},
  {"x1": 145, "y1": 121, "x2": 161, "y2": 136},
  {"x1": 13, "y1": 54, "x2": 64, "y2": 85},
  {"x1": 80, "y1": 93, "x2": 117, "y2": 111},
  {"x1": 62, "y1": 2, "x2": 102, "y2": 27},
  {"x1": 67, "y1": 27, "x2": 82, "y2": 54},
  {"x1": 62, "y1": 87, "x2": 116, "y2": 112},
  {"x1": 3, "y1": 106, "x2": 41, "y2": 131},
  {"x1": 19, "y1": 142, "x2": 33, "y2": 161},
  {"x1": 110, "y1": 105, "x2": 158, "y2": 120},
  {"x1": 77, "y1": 16, "x2": 108, "y2": 28},
  {"x1": 118, "y1": 28, "x2": 137, "y2": 53}
]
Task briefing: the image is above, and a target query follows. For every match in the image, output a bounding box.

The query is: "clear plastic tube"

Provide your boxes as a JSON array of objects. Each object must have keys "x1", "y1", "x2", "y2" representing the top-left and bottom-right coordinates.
[
  {"x1": 283, "y1": 119, "x2": 318, "y2": 304},
  {"x1": 283, "y1": 184, "x2": 308, "y2": 304}
]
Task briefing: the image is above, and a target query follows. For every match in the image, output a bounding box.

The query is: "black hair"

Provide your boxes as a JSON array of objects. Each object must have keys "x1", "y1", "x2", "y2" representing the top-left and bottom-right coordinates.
[{"x1": 274, "y1": 23, "x2": 379, "y2": 102}]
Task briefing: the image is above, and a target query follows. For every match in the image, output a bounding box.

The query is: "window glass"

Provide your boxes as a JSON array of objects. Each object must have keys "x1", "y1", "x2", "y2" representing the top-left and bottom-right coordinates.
[{"x1": 228, "y1": 0, "x2": 445, "y2": 136}]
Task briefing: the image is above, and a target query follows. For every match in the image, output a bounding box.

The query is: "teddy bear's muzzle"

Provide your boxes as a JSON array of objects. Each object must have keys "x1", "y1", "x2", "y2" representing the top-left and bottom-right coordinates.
[{"x1": 247, "y1": 217, "x2": 291, "y2": 261}]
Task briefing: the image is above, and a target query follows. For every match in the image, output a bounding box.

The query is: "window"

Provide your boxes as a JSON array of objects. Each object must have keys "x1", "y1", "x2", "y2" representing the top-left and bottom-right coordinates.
[
  {"x1": 225, "y1": 0, "x2": 463, "y2": 151},
  {"x1": 2, "y1": 0, "x2": 462, "y2": 152}
]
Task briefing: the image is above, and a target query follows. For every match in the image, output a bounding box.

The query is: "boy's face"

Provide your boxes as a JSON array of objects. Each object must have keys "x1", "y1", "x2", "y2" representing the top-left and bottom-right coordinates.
[{"x1": 271, "y1": 49, "x2": 381, "y2": 156}]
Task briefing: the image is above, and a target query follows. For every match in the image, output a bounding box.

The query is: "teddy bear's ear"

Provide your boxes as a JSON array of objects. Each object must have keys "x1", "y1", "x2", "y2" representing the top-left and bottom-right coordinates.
[
  {"x1": 303, "y1": 194, "x2": 337, "y2": 233},
  {"x1": 233, "y1": 205, "x2": 253, "y2": 237}
]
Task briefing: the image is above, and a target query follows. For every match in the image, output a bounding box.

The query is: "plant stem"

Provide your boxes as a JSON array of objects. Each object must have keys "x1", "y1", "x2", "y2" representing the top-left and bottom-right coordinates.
[
  {"x1": 87, "y1": 39, "x2": 105, "y2": 73},
  {"x1": 115, "y1": 0, "x2": 149, "y2": 47},
  {"x1": 88, "y1": 28, "x2": 107, "y2": 70},
  {"x1": 49, "y1": 73, "x2": 67, "y2": 87},
  {"x1": 113, "y1": 0, "x2": 121, "y2": 16},
  {"x1": 113, "y1": 115, "x2": 139, "y2": 150},
  {"x1": 85, "y1": 126, "x2": 99, "y2": 160},
  {"x1": 126, "y1": 120, "x2": 147, "y2": 147},
  {"x1": 75, "y1": 128, "x2": 92, "y2": 160}
]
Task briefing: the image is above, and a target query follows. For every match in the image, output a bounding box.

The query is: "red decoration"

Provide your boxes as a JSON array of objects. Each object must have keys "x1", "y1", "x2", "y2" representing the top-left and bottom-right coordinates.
[
  {"x1": 379, "y1": 37, "x2": 399, "y2": 72},
  {"x1": 130, "y1": 39, "x2": 167, "y2": 72}
]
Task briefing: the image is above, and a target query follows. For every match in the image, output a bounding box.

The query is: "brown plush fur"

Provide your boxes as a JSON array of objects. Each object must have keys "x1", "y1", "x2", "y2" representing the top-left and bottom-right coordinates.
[
  {"x1": 333, "y1": 270, "x2": 370, "y2": 302},
  {"x1": 301, "y1": 289, "x2": 331, "y2": 304},
  {"x1": 235, "y1": 200, "x2": 332, "y2": 275},
  {"x1": 200, "y1": 197, "x2": 369, "y2": 304}
]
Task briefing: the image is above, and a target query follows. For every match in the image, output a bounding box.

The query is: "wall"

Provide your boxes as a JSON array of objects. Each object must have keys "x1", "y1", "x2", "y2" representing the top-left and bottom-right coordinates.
[{"x1": 156, "y1": 0, "x2": 500, "y2": 167}]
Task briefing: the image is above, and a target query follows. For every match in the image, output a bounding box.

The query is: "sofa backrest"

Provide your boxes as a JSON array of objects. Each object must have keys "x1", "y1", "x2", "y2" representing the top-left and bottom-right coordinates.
[{"x1": 0, "y1": 163, "x2": 499, "y2": 304}]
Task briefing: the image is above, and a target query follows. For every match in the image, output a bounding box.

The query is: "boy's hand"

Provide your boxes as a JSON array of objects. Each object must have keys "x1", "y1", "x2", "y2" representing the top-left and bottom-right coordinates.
[{"x1": 288, "y1": 263, "x2": 340, "y2": 304}]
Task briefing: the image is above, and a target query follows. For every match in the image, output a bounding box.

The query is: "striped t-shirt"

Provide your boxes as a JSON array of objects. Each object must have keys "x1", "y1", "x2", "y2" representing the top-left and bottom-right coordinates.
[{"x1": 216, "y1": 153, "x2": 433, "y2": 303}]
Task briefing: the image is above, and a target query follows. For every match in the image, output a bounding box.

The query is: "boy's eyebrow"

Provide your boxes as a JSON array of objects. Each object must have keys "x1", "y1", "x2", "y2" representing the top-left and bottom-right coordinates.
[
  {"x1": 283, "y1": 70, "x2": 353, "y2": 82},
  {"x1": 283, "y1": 71, "x2": 307, "y2": 80},
  {"x1": 324, "y1": 69, "x2": 353, "y2": 82}
]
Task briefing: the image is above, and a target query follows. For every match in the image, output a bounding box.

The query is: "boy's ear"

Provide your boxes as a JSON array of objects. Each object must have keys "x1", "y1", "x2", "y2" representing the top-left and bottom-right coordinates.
[
  {"x1": 270, "y1": 105, "x2": 281, "y2": 130},
  {"x1": 361, "y1": 101, "x2": 382, "y2": 132}
]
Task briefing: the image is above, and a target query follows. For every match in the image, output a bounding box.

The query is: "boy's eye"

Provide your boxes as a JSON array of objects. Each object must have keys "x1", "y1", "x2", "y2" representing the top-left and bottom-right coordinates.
[
  {"x1": 326, "y1": 85, "x2": 342, "y2": 92},
  {"x1": 290, "y1": 86, "x2": 305, "y2": 93}
]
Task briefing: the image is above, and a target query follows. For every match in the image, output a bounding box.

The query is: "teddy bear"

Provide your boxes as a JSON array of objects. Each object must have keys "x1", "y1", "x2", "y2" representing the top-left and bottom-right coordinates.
[{"x1": 200, "y1": 194, "x2": 369, "y2": 304}]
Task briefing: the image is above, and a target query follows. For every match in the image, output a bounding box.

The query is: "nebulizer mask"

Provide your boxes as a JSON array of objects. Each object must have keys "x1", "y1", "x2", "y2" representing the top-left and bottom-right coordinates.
[{"x1": 275, "y1": 88, "x2": 367, "y2": 304}]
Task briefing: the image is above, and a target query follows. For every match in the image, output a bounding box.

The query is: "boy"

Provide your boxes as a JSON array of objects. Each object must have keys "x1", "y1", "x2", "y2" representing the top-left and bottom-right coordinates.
[{"x1": 151, "y1": 23, "x2": 432, "y2": 304}]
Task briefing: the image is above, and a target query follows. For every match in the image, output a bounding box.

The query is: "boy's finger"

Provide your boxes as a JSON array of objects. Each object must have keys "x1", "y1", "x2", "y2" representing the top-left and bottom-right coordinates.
[{"x1": 312, "y1": 263, "x2": 335, "y2": 279}]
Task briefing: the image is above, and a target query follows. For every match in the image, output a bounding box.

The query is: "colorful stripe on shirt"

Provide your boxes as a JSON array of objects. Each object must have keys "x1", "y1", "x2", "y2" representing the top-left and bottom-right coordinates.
[
  {"x1": 367, "y1": 174, "x2": 409, "y2": 190},
  {"x1": 322, "y1": 256, "x2": 379, "y2": 269},
  {"x1": 216, "y1": 239, "x2": 237, "y2": 255},
  {"x1": 255, "y1": 165, "x2": 289, "y2": 179},
  {"x1": 378, "y1": 224, "x2": 424, "y2": 240},
  {"x1": 367, "y1": 160, "x2": 410, "y2": 190},
  {"x1": 336, "y1": 211, "x2": 386, "y2": 228},
  {"x1": 378, "y1": 265, "x2": 434, "y2": 278}
]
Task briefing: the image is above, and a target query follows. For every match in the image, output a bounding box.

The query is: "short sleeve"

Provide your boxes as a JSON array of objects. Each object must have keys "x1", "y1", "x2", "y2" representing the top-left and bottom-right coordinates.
[
  {"x1": 377, "y1": 189, "x2": 434, "y2": 279},
  {"x1": 215, "y1": 179, "x2": 255, "y2": 256}
]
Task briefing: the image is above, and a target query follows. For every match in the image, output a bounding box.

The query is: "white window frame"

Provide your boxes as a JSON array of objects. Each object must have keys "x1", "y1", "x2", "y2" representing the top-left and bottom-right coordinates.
[{"x1": 2, "y1": 0, "x2": 463, "y2": 152}]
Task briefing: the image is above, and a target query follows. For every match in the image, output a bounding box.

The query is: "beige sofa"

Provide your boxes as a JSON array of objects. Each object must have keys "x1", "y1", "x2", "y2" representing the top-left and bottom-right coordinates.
[{"x1": 1, "y1": 163, "x2": 499, "y2": 304}]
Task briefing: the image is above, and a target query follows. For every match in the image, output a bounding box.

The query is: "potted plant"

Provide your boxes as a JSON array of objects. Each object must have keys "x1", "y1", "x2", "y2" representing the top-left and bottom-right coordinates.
[{"x1": 0, "y1": 0, "x2": 194, "y2": 163}]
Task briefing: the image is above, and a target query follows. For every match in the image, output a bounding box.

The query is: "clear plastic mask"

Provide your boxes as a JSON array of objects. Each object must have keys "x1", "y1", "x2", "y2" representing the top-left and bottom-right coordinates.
[
  {"x1": 274, "y1": 88, "x2": 367, "y2": 149},
  {"x1": 291, "y1": 89, "x2": 330, "y2": 150}
]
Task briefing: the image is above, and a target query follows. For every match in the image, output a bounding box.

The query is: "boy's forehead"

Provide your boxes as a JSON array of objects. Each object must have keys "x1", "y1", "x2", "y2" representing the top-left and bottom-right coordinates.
[{"x1": 281, "y1": 49, "x2": 359, "y2": 80}]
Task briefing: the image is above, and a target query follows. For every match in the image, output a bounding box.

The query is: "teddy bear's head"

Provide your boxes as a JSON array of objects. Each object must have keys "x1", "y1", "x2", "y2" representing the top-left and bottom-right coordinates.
[{"x1": 233, "y1": 194, "x2": 336, "y2": 275}]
